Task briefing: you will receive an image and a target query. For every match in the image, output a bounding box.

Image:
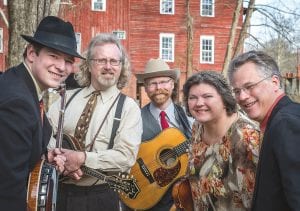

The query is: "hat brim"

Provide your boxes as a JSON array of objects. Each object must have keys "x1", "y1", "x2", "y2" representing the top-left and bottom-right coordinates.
[
  {"x1": 21, "y1": 35, "x2": 85, "y2": 60},
  {"x1": 135, "y1": 69, "x2": 180, "y2": 83}
]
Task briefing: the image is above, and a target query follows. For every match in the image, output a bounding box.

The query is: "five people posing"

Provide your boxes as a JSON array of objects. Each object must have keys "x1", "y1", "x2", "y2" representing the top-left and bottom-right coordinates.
[{"x1": 1, "y1": 15, "x2": 299, "y2": 211}]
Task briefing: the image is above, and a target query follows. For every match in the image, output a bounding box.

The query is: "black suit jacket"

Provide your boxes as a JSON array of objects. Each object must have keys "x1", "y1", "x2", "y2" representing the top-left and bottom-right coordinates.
[
  {"x1": 252, "y1": 96, "x2": 300, "y2": 211},
  {"x1": 0, "y1": 63, "x2": 52, "y2": 211}
]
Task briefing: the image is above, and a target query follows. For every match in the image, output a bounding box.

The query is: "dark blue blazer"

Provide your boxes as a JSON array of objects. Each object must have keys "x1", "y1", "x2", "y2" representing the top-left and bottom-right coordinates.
[
  {"x1": 0, "y1": 63, "x2": 52, "y2": 211},
  {"x1": 252, "y1": 96, "x2": 300, "y2": 211}
]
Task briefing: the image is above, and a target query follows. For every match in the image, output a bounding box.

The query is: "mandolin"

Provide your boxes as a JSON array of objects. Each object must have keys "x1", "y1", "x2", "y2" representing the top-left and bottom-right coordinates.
[{"x1": 62, "y1": 133, "x2": 140, "y2": 199}]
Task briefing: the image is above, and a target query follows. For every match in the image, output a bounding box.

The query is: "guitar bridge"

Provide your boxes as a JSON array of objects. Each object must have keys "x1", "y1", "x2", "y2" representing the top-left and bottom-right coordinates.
[{"x1": 137, "y1": 158, "x2": 155, "y2": 184}]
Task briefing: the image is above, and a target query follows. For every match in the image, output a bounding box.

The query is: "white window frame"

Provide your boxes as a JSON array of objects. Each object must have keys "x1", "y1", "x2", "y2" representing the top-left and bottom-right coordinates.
[
  {"x1": 112, "y1": 30, "x2": 126, "y2": 40},
  {"x1": 160, "y1": 33, "x2": 175, "y2": 62},
  {"x1": 3, "y1": 0, "x2": 7, "y2": 6},
  {"x1": 91, "y1": 0, "x2": 106, "y2": 11},
  {"x1": 200, "y1": 35, "x2": 214, "y2": 64},
  {"x1": 160, "y1": 0, "x2": 175, "y2": 15},
  {"x1": 0, "y1": 28, "x2": 3, "y2": 53},
  {"x1": 75, "y1": 32, "x2": 81, "y2": 54},
  {"x1": 200, "y1": 0, "x2": 215, "y2": 17}
]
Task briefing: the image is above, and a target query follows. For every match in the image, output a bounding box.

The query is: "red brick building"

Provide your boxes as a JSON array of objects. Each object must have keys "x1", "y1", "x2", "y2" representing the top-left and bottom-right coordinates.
[{"x1": 0, "y1": 0, "x2": 243, "y2": 105}]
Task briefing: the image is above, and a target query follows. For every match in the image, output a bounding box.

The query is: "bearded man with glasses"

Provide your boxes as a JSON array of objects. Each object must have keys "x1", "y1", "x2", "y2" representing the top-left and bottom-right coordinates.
[
  {"x1": 228, "y1": 50, "x2": 300, "y2": 211},
  {"x1": 47, "y1": 33, "x2": 142, "y2": 211},
  {"x1": 124, "y1": 58, "x2": 193, "y2": 211}
]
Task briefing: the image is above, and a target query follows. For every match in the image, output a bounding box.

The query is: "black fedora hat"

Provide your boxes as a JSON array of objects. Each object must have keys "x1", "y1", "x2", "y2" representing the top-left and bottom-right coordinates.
[{"x1": 21, "y1": 16, "x2": 84, "y2": 59}]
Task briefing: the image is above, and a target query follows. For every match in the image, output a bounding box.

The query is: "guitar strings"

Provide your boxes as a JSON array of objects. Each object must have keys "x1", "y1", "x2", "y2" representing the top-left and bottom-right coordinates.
[{"x1": 130, "y1": 147, "x2": 186, "y2": 183}]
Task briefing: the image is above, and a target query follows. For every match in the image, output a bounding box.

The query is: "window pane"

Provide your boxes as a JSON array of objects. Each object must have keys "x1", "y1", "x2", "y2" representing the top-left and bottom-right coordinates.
[
  {"x1": 92, "y1": 0, "x2": 105, "y2": 11},
  {"x1": 160, "y1": 34, "x2": 174, "y2": 62},
  {"x1": 200, "y1": 36, "x2": 214, "y2": 63},
  {"x1": 161, "y1": 0, "x2": 174, "y2": 14},
  {"x1": 94, "y1": 3, "x2": 103, "y2": 10},
  {"x1": 201, "y1": 0, "x2": 213, "y2": 16}
]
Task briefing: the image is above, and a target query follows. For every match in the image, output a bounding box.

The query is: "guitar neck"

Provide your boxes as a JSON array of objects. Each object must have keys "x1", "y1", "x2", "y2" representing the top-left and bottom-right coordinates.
[{"x1": 174, "y1": 140, "x2": 190, "y2": 156}]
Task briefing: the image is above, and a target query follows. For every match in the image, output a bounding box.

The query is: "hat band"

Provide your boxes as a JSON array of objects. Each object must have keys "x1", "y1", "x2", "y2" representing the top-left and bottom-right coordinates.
[{"x1": 34, "y1": 31, "x2": 77, "y2": 50}]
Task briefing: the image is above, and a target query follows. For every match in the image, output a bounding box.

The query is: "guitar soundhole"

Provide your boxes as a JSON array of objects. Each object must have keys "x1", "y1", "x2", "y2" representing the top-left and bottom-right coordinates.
[{"x1": 159, "y1": 149, "x2": 177, "y2": 167}]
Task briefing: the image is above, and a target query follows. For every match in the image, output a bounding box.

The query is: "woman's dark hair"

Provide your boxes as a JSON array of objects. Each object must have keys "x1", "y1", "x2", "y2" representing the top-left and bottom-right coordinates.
[{"x1": 183, "y1": 71, "x2": 237, "y2": 117}]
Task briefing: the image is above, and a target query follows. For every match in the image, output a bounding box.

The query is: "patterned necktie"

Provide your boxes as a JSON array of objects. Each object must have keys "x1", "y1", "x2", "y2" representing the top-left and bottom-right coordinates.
[
  {"x1": 74, "y1": 90, "x2": 101, "y2": 149},
  {"x1": 160, "y1": 111, "x2": 169, "y2": 130}
]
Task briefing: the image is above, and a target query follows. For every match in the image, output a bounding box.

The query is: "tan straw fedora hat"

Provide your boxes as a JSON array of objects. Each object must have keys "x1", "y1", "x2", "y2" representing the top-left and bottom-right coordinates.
[{"x1": 135, "y1": 58, "x2": 180, "y2": 83}]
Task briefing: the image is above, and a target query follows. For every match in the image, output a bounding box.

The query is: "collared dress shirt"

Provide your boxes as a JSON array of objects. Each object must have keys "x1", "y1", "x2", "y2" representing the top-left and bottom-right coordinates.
[
  {"x1": 47, "y1": 85, "x2": 142, "y2": 186},
  {"x1": 149, "y1": 102, "x2": 179, "y2": 129}
]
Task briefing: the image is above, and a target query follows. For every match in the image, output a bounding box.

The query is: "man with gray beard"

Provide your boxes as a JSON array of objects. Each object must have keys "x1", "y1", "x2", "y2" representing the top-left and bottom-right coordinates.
[
  {"x1": 47, "y1": 33, "x2": 142, "y2": 211},
  {"x1": 132, "y1": 58, "x2": 192, "y2": 211}
]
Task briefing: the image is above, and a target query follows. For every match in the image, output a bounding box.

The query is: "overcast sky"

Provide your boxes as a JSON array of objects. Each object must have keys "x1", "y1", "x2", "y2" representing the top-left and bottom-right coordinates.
[{"x1": 245, "y1": 0, "x2": 300, "y2": 48}]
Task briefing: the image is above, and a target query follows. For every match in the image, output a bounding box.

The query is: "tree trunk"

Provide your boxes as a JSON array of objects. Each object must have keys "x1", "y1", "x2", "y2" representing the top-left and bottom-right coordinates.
[
  {"x1": 222, "y1": 0, "x2": 243, "y2": 76},
  {"x1": 234, "y1": 0, "x2": 256, "y2": 56},
  {"x1": 7, "y1": 0, "x2": 60, "y2": 68},
  {"x1": 186, "y1": 0, "x2": 193, "y2": 78}
]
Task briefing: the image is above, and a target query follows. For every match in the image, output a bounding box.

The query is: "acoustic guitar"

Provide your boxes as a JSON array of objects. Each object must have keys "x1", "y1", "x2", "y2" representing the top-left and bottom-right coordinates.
[
  {"x1": 62, "y1": 133, "x2": 140, "y2": 199},
  {"x1": 119, "y1": 127, "x2": 190, "y2": 210},
  {"x1": 171, "y1": 178, "x2": 194, "y2": 211}
]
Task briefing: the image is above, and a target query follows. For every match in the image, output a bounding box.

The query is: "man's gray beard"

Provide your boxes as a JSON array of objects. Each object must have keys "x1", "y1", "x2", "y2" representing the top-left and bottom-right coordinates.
[{"x1": 97, "y1": 76, "x2": 117, "y2": 90}]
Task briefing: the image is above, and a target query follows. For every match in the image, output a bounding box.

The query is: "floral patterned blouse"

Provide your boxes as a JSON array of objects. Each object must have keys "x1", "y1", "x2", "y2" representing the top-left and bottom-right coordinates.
[{"x1": 188, "y1": 112, "x2": 260, "y2": 211}]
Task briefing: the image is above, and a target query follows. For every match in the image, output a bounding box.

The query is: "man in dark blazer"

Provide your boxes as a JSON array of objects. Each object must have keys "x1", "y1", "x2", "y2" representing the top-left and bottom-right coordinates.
[
  {"x1": 228, "y1": 50, "x2": 300, "y2": 211},
  {"x1": 0, "y1": 16, "x2": 84, "y2": 211}
]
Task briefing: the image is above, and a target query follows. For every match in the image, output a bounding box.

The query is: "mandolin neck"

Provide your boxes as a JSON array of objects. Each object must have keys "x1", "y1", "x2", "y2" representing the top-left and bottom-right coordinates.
[{"x1": 81, "y1": 166, "x2": 113, "y2": 183}]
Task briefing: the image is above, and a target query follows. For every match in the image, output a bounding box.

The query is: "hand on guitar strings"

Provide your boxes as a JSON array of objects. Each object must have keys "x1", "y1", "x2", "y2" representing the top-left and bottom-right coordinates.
[
  {"x1": 60, "y1": 148, "x2": 86, "y2": 180},
  {"x1": 47, "y1": 148, "x2": 67, "y2": 173}
]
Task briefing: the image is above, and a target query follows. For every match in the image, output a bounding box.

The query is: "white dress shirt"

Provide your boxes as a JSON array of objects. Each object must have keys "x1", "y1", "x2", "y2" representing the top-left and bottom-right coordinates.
[{"x1": 47, "y1": 85, "x2": 142, "y2": 186}]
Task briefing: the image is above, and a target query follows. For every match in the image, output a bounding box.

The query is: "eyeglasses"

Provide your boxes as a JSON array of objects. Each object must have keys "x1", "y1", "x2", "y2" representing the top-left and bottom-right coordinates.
[
  {"x1": 233, "y1": 75, "x2": 272, "y2": 97},
  {"x1": 146, "y1": 78, "x2": 173, "y2": 89},
  {"x1": 90, "y1": 58, "x2": 121, "y2": 66}
]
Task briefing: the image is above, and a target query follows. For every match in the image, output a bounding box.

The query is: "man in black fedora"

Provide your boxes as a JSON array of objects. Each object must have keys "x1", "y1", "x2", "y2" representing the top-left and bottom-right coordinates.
[{"x1": 0, "y1": 16, "x2": 84, "y2": 211}]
